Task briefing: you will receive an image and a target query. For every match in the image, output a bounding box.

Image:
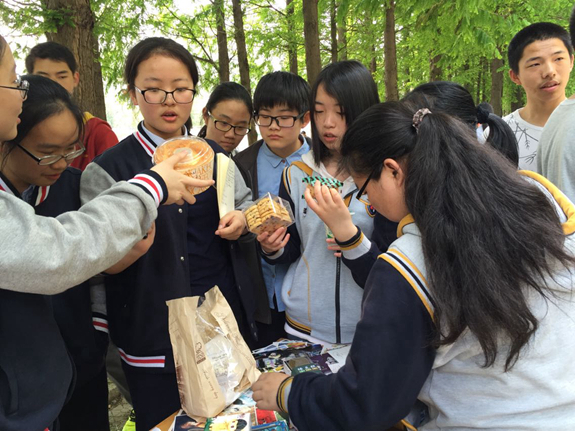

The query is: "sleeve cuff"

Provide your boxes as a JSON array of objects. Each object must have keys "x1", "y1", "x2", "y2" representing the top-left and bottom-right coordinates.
[
  {"x1": 261, "y1": 246, "x2": 284, "y2": 259},
  {"x1": 276, "y1": 376, "x2": 293, "y2": 415},
  {"x1": 336, "y1": 227, "x2": 372, "y2": 260},
  {"x1": 128, "y1": 170, "x2": 168, "y2": 206}
]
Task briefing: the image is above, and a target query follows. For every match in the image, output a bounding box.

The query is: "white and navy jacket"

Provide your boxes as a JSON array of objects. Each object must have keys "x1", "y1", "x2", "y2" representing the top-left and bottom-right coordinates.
[
  {"x1": 280, "y1": 171, "x2": 575, "y2": 430},
  {"x1": 264, "y1": 152, "x2": 375, "y2": 344},
  {"x1": 81, "y1": 123, "x2": 254, "y2": 372}
]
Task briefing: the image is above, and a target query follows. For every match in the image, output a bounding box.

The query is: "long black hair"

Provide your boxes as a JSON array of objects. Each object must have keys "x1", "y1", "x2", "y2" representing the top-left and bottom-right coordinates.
[
  {"x1": 198, "y1": 82, "x2": 253, "y2": 138},
  {"x1": 2, "y1": 74, "x2": 84, "y2": 161},
  {"x1": 341, "y1": 101, "x2": 575, "y2": 370},
  {"x1": 310, "y1": 60, "x2": 380, "y2": 165},
  {"x1": 402, "y1": 81, "x2": 519, "y2": 166}
]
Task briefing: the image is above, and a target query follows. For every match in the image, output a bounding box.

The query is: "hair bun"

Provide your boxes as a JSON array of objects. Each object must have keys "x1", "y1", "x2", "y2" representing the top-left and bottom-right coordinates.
[{"x1": 476, "y1": 105, "x2": 491, "y2": 124}]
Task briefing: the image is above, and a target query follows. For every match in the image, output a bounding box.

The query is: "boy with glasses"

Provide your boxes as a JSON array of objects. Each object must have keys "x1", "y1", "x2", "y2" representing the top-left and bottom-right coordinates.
[
  {"x1": 26, "y1": 41, "x2": 118, "y2": 170},
  {"x1": 234, "y1": 71, "x2": 310, "y2": 348}
]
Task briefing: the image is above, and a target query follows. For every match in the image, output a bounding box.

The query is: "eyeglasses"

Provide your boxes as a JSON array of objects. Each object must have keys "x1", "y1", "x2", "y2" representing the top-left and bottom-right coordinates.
[
  {"x1": 356, "y1": 166, "x2": 379, "y2": 200},
  {"x1": 254, "y1": 113, "x2": 304, "y2": 128},
  {"x1": 209, "y1": 114, "x2": 251, "y2": 136},
  {"x1": 18, "y1": 143, "x2": 85, "y2": 166},
  {"x1": 135, "y1": 86, "x2": 196, "y2": 104},
  {"x1": 0, "y1": 76, "x2": 29, "y2": 100}
]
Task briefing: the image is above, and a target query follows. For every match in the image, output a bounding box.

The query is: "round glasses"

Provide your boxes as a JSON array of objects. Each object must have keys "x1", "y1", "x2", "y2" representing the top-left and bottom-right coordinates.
[
  {"x1": 254, "y1": 113, "x2": 304, "y2": 128},
  {"x1": 135, "y1": 86, "x2": 196, "y2": 104},
  {"x1": 209, "y1": 114, "x2": 251, "y2": 136},
  {"x1": 18, "y1": 144, "x2": 85, "y2": 166},
  {"x1": 0, "y1": 75, "x2": 29, "y2": 100}
]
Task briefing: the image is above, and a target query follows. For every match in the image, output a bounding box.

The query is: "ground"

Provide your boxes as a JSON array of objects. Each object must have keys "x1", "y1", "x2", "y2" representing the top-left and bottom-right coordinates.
[{"x1": 108, "y1": 379, "x2": 132, "y2": 431}]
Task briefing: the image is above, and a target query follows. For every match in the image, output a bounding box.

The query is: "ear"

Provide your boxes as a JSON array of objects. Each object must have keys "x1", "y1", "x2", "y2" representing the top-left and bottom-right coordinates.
[
  {"x1": 128, "y1": 88, "x2": 139, "y2": 106},
  {"x1": 300, "y1": 111, "x2": 311, "y2": 129},
  {"x1": 202, "y1": 106, "x2": 209, "y2": 124},
  {"x1": 509, "y1": 69, "x2": 522, "y2": 86},
  {"x1": 72, "y1": 71, "x2": 80, "y2": 89},
  {"x1": 383, "y1": 158, "x2": 406, "y2": 187},
  {"x1": 569, "y1": 54, "x2": 574, "y2": 71}
]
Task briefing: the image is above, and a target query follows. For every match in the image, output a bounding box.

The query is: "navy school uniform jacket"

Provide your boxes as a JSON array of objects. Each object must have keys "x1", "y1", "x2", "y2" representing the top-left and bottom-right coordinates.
[
  {"x1": 31, "y1": 168, "x2": 108, "y2": 388},
  {"x1": 80, "y1": 123, "x2": 257, "y2": 373},
  {"x1": 0, "y1": 173, "x2": 74, "y2": 431}
]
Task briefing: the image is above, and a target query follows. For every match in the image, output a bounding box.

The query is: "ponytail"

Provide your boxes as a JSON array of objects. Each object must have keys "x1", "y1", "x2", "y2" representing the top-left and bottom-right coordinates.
[
  {"x1": 476, "y1": 104, "x2": 519, "y2": 167},
  {"x1": 341, "y1": 101, "x2": 574, "y2": 370}
]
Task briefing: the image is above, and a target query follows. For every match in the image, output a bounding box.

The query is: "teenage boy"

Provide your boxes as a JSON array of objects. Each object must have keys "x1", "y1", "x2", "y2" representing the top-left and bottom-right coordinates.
[
  {"x1": 538, "y1": 8, "x2": 575, "y2": 202},
  {"x1": 26, "y1": 41, "x2": 118, "y2": 170},
  {"x1": 504, "y1": 22, "x2": 573, "y2": 170},
  {"x1": 234, "y1": 71, "x2": 311, "y2": 348}
]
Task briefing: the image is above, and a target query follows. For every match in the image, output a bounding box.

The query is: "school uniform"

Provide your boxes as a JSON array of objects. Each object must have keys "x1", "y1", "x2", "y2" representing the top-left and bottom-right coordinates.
[
  {"x1": 81, "y1": 122, "x2": 255, "y2": 430},
  {"x1": 278, "y1": 172, "x2": 575, "y2": 430},
  {"x1": 24, "y1": 168, "x2": 110, "y2": 431}
]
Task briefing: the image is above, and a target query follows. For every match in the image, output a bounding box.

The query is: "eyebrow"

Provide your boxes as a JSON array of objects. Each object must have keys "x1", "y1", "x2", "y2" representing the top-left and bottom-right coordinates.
[
  {"x1": 142, "y1": 77, "x2": 191, "y2": 84},
  {"x1": 36, "y1": 141, "x2": 78, "y2": 151},
  {"x1": 36, "y1": 70, "x2": 70, "y2": 75},
  {"x1": 525, "y1": 50, "x2": 566, "y2": 63}
]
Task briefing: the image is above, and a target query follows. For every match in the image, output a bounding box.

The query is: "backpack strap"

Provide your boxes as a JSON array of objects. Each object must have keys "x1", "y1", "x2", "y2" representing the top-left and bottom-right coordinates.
[{"x1": 282, "y1": 160, "x2": 314, "y2": 196}]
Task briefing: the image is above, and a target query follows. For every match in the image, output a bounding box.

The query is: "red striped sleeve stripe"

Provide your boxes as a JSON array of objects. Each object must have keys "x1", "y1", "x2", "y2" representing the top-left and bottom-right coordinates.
[
  {"x1": 134, "y1": 131, "x2": 155, "y2": 157},
  {"x1": 128, "y1": 174, "x2": 163, "y2": 207},
  {"x1": 118, "y1": 348, "x2": 166, "y2": 368},
  {"x1": 35, "y1": 186, "x2": 50, "y2": 206},
  {"x1": 92, "y1": 317, "x2": 109, "y2": 334}
]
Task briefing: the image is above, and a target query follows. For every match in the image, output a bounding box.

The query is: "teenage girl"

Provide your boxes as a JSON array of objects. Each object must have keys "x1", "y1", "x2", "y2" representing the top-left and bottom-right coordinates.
[
  {"x1": 198, "y1": 81, "x2": 253, "y2": 154},
  {"x1": 253, "y1": 101, "x2": 575, "y2": 429},
  {"x1": 0, "y1": 35, "x2": 209, "y2": 431},
  {"x1": 257, "y1": 60, "x2": 380, "y2": 344},
  {"x1": 81, "y1": 37, "x2": 255, "y2": 430},
  {"x1": 312, "y1": 81, "x2": 520, "y2": 288}
]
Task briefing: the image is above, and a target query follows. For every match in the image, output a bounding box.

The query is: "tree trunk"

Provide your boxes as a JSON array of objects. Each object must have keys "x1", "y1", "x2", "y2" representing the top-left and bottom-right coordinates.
[
  {"x1": 302, "y1": 0, "x2": 321, "y2": 85},
  {"x1": 231, "y1": 0, "x2": 257, "y2": 144},
  {"x1": 430, "y1": 54, "x2": 442, "y2": 81},
  {"x1": 337, "y1": 19, "x2": 347, "y2": 61},
  {"x1": 383, "y1": 0, "x2": 398, "y2": 101},
  {"x1": 286, "y1": 0, "x2": 298, "y2": 74},
  {"x1": 214, "y1": 0, "x2": 230, "y2": 82},
  {"x1": 490, "y1": 56, "x2": 504, "y2": 116},
  {"x1": 44, "y1": 0, "x2": 106, "y2": 120},
  {"x1": 330, "y1": 0, "x2": 337, "y2": 63},
  {"x1": 476, "y1": 59, "x2": 483, "y2": 103}
]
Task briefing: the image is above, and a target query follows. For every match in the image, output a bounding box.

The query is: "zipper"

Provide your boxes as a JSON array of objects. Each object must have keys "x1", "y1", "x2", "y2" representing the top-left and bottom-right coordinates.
[{"x1": 335, "y1": 256, "x2": 341, "y2": 343}]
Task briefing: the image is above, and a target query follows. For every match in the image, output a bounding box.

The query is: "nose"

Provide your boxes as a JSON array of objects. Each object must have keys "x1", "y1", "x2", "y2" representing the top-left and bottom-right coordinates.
[
  {"x1": 541, "y1": 60, "x2": 556, "y2": 78},
  {"x1": 52, "y1": 156, "x2": 69, "y2": 171},
  {"x1": 268, "y1": 118, "x2": 281, "y2": 130},
  {"x1": 224, "y1": 127, "x2": 235, "y2": 138},
  {"x1": 323, "y1": 111, "x2": 336, "y2": 128},
  {"x1": 163, "y1": 92, "x2": 177, "y2": 105}
]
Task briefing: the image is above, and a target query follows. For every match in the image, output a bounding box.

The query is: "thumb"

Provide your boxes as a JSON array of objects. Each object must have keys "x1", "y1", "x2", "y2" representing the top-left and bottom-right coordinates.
[{"x1": 160, "y1": 151, "x2": 188, "y2": 167}]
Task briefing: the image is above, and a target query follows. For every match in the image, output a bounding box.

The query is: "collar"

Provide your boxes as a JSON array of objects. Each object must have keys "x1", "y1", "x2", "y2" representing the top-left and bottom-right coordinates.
[
  {"x1": 133, "y1": 121, "x2": 189, "y2": 158},
  {"x1": 0, "y1": 172, "x2": 49, "y2": 205}
]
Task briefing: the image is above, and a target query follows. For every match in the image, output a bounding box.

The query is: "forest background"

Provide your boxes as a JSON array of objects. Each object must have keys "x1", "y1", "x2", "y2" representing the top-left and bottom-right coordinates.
[{"x1": 1, "y1": 0, "x2": 574, "y2": 146}]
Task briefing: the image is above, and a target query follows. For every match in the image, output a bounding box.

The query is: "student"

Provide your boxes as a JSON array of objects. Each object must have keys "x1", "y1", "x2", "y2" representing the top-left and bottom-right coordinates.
[
  {"x1": 81, "y1": 37, "x2": 255, "y2": 430},
  {"x1": 198, "y1": 81, "x2": 252, "y2": 155},
  {"x1": 504, "y1": 22, "x2": 574, "y2": 170},
  {"x1": 234, "y1": 71, "x2": 311, "y2": 348},
  {"x1": 0, "y1": 74, "x2": 113, "y2": 430},
  {"x1": 0, "y1": 35, "x2": 211, "y2": 431},
  {"x1": 252, "y1": 101, "x2": 575, "y2": 430},
  {"x1": 538, "y1": 7, "x2": 575, "y2": 202},
  {"x1": 312, "y1": 80, "x2": 520, "y2": 289},
  {"x1": 26, "y1": 41, "x2": 119, "y2": 170},
  {"x1": 257, "y1": 61, "x2": 379, "y2": 345}
]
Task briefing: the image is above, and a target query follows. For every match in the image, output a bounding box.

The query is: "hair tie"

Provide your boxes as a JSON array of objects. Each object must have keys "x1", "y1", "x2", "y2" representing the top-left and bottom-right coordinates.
[{"x1": 412, "y1": 108, "x2": 431, "y2": 132}]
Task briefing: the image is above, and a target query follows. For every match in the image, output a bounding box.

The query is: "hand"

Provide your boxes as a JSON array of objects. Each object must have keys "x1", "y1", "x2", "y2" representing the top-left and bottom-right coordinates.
[
  {"x1": 304, "y1": 183, "x2": 357, "y2": 242},
  {"x1": 327, "y1": 238, "x2": 342, "y2": 258},
  {"x1": 106, "y1": 222, "x2": 156, "y2": 274},
  {"x1": 257, "y1": 227, "x2": 290, "y2": 254},
  {"x1": 252, "y1": 372, "x2": 290, "y2": 411},
  {"x1": 151, "y1": 152, "x2": 214, "y2": 205},
  {"x1": 216, "y1": 210, "x2": 247, "y2": 240}
]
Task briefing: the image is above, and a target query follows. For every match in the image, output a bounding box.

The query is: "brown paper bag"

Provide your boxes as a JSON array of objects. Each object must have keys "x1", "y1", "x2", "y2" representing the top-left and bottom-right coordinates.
[{"x1": 167, "y1": 286, "x2": 260, "y2": 419}]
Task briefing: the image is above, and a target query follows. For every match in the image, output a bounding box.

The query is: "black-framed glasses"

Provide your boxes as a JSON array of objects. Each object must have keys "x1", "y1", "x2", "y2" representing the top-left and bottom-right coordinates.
[
  {"x1": 209, "y1": 114, "x2": 251, "y2": 136},
  {"x1": 0, "y1": 75, "x2": 29, "y2": 100},
  {"x1": 135, "y1": 86, "x2": 196, "y2": 104},
  {"x1": 356, "y1": 166, "x2": 379, "y2": 200},
  {"x1": 17, "y1": 143, "x2": 85, "y2": 166},
  {"x1": 254, "y1": 112, "x2": 304, "y2": 128}
]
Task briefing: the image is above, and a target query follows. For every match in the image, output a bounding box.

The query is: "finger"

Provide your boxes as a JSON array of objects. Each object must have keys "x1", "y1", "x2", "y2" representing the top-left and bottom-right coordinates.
[
  {"x1": 181, "y1": 192, "x2": 196, "y2": 205},
  {"x1": 181, "y1": 177, "x2": 214, "y2": 189},
  {"x1": 304, "y1": 187, "x2": 321, "y2": 212},
  {"x1": 334, "y1": 252, "x2": 342, "y2": 258},
  {"x1": 314, "y1": 182, "x2": 325, "y2": 206},
  {"x1": 267, "y1": 227, "x2": 286, "y2": 243},
  {"x1": 161, "y1": 151, "x2": 189, "y2": 167},
  {"x1": 278, "y1": 233, "x2": 290, "y2": 248}
]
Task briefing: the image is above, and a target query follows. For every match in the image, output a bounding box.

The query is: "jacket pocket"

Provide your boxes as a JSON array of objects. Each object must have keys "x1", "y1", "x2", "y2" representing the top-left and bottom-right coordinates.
[{"x1": 0, "y1": 362, "x2": 19, "y2": 416}]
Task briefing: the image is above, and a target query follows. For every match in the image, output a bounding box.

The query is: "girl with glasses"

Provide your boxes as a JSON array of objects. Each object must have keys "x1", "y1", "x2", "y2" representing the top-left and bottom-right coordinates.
[
  {"x1": 198, "y1": 81, "x2": 253, "y2": 155},
  {"x1": 256, "y1": 61, "x2": 380, "y2": 346},
  {"x1": 254, "y1": 100, "x2": 575, "y2": 430},
  {"x1": 0, "y1": 35, "x2": 211, "y2": 431},
  {"x1": 81, "y1": 37, "x2": 256, "y2": 430}
]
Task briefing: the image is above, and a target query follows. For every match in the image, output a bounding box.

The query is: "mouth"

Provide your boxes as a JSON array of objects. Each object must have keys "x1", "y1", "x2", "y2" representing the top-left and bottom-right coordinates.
[
  {"x1": 45, "y1": 173, "x2": 63, "y2": 181},
  {"x1": 541, "y1": 81, "x2": 559, "y2": 91},
  {"x1": 323, "y1": 133, "x2": 338, "y2": 142},
  {"x1": 267, "y1": 134, "x2": 282, "y2": 140},
  {"x1": 162, "y1": 111, "x2": 178, "y2": 122}
]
